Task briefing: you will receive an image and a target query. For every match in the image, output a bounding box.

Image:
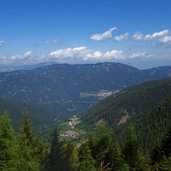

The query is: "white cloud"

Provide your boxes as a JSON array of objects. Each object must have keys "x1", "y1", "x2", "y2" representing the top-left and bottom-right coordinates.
[
  {"x1": 50, "y1": 47, "x2": 123, "y2": 61},
  {"x1": 9, "y1": 51, "x2": 32, "y2": 61},
  {"x1": 85, "y1": 51, "x2": 103, "y2": 59},
  {"x1": 103, "y1": 50, "x2": 124, "y2": 59},
  {"x1": 159, "y1": 35, "x2": 171, "y2": 43},
  {"x1": 130, "y1": 52, "x2": 146, "y2": 59},
  {"x1": 114, "y1": 33, "x2": 129, "y2": 41},
  {"x1": 132, "y1": 32, "x2": 144, "y2": 40},
  {"x1": 146, "y1": 29, "x2": 169, "y2": 39},
  {"x1": 10, "y1": 55, "x2": 21, "y2": 60},
  {"x1": 132, "y1": 29, "x2": 171, "y2": 44},
  {"x1": 0, "y1": 52, "x2": 49, "y2": 65},
  {"x1": 90, "y1": 27, "x2": 117, "y2": 41},
  {"x1": 4, "y1": 51, "x2": 33, "y2": 62},
  {"x1": 0, "y1": 40, "x2": 5, "y2": 47},
  {"x1": 50, "y1": 47, "x2": 87, "y2": 59},
  {"x1": 24, "y1": 51, "x2": 32, "y2": 57}
]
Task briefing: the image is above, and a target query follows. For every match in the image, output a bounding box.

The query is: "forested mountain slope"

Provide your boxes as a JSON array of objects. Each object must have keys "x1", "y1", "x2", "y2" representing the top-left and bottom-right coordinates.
[
  {"x1": 133, "y1": 96, "x2": 171, "y2": 151},
  {"x1": 83, "y1": 78, "x2": 171, "y2": 125},
  {"x1": 83, "y1": 77, "x2": 171, "y2": 152},
  {"x1": 0, "y1": 99, "x2": 58, "y2": 129}
]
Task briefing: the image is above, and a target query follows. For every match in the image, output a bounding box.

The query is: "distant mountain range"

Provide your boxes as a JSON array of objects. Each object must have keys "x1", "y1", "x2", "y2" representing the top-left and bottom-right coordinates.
[
  {"x1": 0, "y1": 62, "x2": 58, "y2": 72},
  {"x1": 0, "y1": 62, "x2": 171, "y2": 117}
]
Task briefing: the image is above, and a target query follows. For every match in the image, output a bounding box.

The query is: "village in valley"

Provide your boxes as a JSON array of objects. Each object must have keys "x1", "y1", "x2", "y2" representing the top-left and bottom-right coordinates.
[{"x1": 60, "y1": 115, "x2": 84, "y2": 140}]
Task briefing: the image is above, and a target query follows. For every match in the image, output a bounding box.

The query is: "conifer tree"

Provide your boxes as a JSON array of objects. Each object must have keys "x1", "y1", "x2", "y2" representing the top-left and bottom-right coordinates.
[
  {"x1": 88, "y1": 125, "x2": 126, "y2": 171},
  {"x1": 45, "y1": 128, "x2": 64, "y2": 171},
  {"x1": 151, "y1": 127, "x2": 171, "y2": 170},
  {"x1": 0, "y1": 112, "x2": 18, "y2": 170},
  {"x1": 158, "y1": 157, "x2": 171, "y2": 171},
  {"x1": 123, "y1": 123, "x2": 139, "y2": 170},
  {"x1": 79, "y1": 143, "x2": 96, "y2": 171},
  {"x1": 18, "y1": 111, "x2": 41, "y2": 171},
  {"x1": 161, "y1": 128, "x2": 171, "y2": 158},
  {"x1": 64, "y1": 143, "x2": 79, "y2": 171},
  {"x1": 135, "y1": 151, "x2": 151, "y2": 171}
]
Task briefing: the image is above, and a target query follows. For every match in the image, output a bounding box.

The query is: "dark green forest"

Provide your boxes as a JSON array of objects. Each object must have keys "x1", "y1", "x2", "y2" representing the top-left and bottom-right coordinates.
[
  {"x1": 0, "y1": 99, "x2": 58, "y2": 129},
  {"x1": 83, "y1": 78, "x2": 171, "y2": 125},
  {"x1": 1, "y1": 77, "x2": 171, "y2": 170},
  {"x1": 0, "y1": 79, "x2": 171, "y2": 171},
  {"x1": 0, "y1": 110, "x2": 171, "y2": 171}
]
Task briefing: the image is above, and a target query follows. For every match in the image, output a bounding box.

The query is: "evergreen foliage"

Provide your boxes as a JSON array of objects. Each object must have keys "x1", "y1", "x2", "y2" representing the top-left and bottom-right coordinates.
[
  {"x1": 83, "y1": 78, "x2": 171, "y2": 126},
  {"x1": 79, "y1": 144, "x2": 96, "y2": 171},
  {"x1": 17, "y1": 110, "x2": 47, "y2": 170},
  {"x1": 0, "y1": 91, "x2": 171, "y2": 170},
  {"x1": 0, "y1": 112, "x2": 18, "y2": 170},
  {"x1": 0, "y1": 99, "x2": 57, "y2": 129},
  {"x1": 123, "y1": 124, "x2": 139, "y2": 170},
  {"x1": 45, "y1": 129, "x2": 61, "y2": 170}
]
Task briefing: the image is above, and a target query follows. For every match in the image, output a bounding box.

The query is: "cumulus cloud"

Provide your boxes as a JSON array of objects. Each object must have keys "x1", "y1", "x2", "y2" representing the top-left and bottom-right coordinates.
[
  {"x1": 8, "y1": 51, "x2": 33, "y2": 61},
  {"x1": 0, "y1": 40, "x2": 5, "y2": 47},
  {"x1": 0, "y1": 51, "x2": 50, "y2": 65},
  {"x1": 103, "y1": 50, "x2": 124, "y2": 59},
  {"x1": 50, "y1": 47, "x2": 123, "y2": 61},
  {"x1": 10, "y1": 55, "x2": 21, "y2": 60},
  {"x1": 85, "y1": 51, "x2": 103, "y2": 59},
  {"x1": 84, "y1": 50, "x2": 123, "y2": 60},
  {"x1": 159, "y1": 35, "x2": 171, "y2": 43},
  {"x1": 50, "y1": 47, "x2": 87, "y2": 59},
  {"x1": 132, "y1": 29, "x2": 171, "y2": 44},
  {"x1": 90, "y1": 27, "x2": 117, "y2": 41},
  {"x1": 114, "y1": 33, "x2": 129, "y2": 41},
  {"x1": 24, "y1": 51, "x2": 32, "y2": 57},
  {"x1": 145, "y1": 29, "x2": 169, "y2": 39},
  {"x1": 132, "y1": 32, "x2": 144, "y2": 40}
]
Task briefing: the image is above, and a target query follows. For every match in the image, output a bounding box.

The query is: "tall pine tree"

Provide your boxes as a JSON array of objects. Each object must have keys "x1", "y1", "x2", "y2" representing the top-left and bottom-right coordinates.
[
  {"x1": 79, "y1": 143, "x2": 96, "y2": 171},
  {"x1": 18, "y1": 111, "x2": 42, "y2": 171},
  {"x1": 123, "y1": 123, "x2": 139, "y2": 170},
  {"x1": 0, "y1": 112, "x2": 18, "y2": 170},
  {"x1": 87, "y1": 125, "x2": 127, "y2": 171},
  {"x1": 45, "y1": 128, "x2": 66, "y2": 171}
]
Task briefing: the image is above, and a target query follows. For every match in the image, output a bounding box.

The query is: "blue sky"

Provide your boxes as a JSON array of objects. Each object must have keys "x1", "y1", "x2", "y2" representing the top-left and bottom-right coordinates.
[{"x1": 0, "y1": 0, "x2": 171, "y2": 68}]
